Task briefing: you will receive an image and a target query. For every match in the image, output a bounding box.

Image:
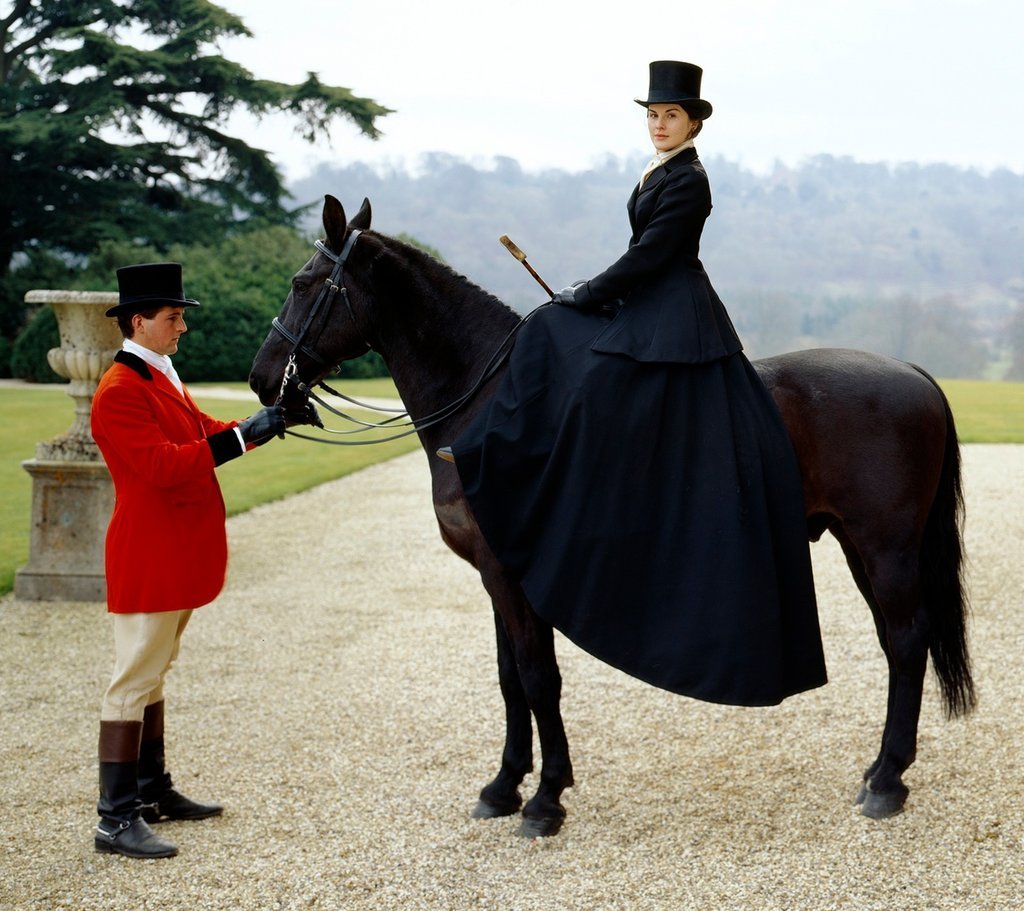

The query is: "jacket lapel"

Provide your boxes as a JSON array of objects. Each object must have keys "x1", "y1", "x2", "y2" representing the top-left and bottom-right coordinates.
[
  {"x1": 637, "y1": 166, "x2": 667, "y2": 197},
  {"x1": 114, "y1": 350, "x2": 195, "y2": 419},
  {"x1": 640, "y1": 146, "x2": 699, "y2": 195}
]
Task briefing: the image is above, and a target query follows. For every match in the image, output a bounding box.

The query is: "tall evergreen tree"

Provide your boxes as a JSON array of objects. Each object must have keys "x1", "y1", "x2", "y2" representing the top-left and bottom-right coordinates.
[{"x1": 0, "y1": 0, "x2": 390, "y2": 332}]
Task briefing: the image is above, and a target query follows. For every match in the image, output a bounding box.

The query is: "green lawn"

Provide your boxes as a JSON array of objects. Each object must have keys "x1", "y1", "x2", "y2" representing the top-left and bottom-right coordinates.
[
  {"x1": 2, "y1": 375, "x2": 1022, "y2": 595},
  {"x1": 1, "y1": 379, "x2": 419, "y2": 594},
  {"x1": 938, "y1": 379, "x2": 1024, "y2": 443}
]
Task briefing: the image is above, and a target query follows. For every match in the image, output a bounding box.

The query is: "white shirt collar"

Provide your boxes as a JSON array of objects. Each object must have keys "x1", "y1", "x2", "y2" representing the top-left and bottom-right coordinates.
[
  {"x1": 123, "y1": 339, "x2": 183, "y2": 393},
  {"x1": 640, "y1": 140, "x2": 695, "y2": 186}
]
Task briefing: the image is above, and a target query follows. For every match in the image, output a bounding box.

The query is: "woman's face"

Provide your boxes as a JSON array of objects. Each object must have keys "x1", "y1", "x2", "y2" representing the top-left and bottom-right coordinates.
[{"x1": 647, "y1": 104, "x2": 694, "y2": 151}]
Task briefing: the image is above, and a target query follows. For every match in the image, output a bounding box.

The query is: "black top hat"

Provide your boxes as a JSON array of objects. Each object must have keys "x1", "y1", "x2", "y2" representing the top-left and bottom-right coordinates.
[
  {"x1": 106, "y1": 262, "x2": 201, "y2": 317},
  {"x1": 635, "y1": 60, "x2": 713, "y2": 120}
]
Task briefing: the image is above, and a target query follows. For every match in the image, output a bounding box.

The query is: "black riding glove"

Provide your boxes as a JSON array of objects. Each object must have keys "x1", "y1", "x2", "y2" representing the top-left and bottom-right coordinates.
[
  {"x1": 237, "y1": 405, "x2": 286, "y2": 446},
  {"x1": 283, "y1": 400, "x2": 324, "y2": 429}
]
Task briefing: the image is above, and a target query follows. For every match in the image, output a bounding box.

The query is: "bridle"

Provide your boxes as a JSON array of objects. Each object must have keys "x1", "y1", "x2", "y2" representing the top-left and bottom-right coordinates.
[
  {"x1": 271, "y1": 229, "x2": 367, "y2": 400},
  {"x1": 268, "y1": 230, "x2": 536, "y2": 445}
]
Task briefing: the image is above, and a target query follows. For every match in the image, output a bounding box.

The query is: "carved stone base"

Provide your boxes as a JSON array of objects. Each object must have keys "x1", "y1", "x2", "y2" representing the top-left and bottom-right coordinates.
[{"x1": 14, "y1": 459, "x2": 113, "y2": 603}]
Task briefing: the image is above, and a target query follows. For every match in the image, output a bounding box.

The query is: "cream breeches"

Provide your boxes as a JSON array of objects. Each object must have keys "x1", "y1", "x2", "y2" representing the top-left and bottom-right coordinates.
[{"x1": 100, "y1": 610, "x2": 193, "y2": 722}]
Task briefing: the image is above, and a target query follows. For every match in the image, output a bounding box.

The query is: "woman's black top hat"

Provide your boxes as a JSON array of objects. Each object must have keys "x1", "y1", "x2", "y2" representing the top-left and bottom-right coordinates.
[
  {"x1": 635, "y1": 60, "x2": 713, "y2": 120},
  {"x1": 106, "y1": 262, "x2": 201, "y2": 317}
]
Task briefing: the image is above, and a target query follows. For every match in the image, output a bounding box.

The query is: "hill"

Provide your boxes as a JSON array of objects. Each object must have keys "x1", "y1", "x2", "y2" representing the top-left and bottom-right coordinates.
[{"x1": 289, "y1": 153, "x2": 1024, "y2": 378}]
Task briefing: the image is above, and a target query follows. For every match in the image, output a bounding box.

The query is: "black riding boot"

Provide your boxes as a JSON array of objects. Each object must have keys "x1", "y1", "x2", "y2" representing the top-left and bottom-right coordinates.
[
  {"x1": 95, "y1": 720, "x2": 178, "y2": 859},
  {"x1": 138, "y1": 700, "x2": 223, "y2": 823}
]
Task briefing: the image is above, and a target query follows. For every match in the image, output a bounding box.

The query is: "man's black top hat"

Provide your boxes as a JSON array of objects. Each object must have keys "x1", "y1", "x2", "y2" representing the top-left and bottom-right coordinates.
[
  {"x1": 106, "y1": 262, "x2": 201, "y2": 317},
  {"x1": 635, "y1": 60, "x2": 713, "y2": 120}
]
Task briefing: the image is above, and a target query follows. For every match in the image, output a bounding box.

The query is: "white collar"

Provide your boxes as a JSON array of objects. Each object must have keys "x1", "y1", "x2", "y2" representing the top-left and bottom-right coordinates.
[
  {"x1": 123, "y1": 339, "x2": 182, "y2": 392},
  {"x1": 640, "y1": 140, "x2": 695, "y2": 186},
  {"x1": 651, "y1": 139, "x2": 694, "y2": 166}
]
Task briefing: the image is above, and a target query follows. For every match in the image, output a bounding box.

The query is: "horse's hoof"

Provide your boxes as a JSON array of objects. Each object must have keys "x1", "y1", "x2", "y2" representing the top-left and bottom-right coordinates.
[
  {"x1": 519, "y1": 814, "x2": 564, "y2": 838},
  {"x1": 855, "y1": 783, "x2": 907, "y2": 819},
  {"x1": 472, "y1": 798, "x2": 519, "y2": 820},
  {"x1": 473, "y1": 783, "x2": 522, "y2": 819}
]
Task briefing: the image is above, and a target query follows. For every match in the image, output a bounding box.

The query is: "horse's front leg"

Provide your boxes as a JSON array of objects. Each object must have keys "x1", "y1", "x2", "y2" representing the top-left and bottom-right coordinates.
[
  {"x1": 474, "y1": 606, "x2": 533, "y2": 819},
  {"x1": 511, "y1": 606, "x2": 575, "y2": 837},
  {"x1": 436, "y1": 496, "x2": 573, "y2": 836},
  {"x1": 485, "y1": 577, "x2": 574, "y2": 836}
]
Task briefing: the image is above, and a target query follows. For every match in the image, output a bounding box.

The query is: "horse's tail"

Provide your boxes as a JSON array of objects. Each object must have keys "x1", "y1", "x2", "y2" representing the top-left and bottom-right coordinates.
[{"x1": 912, "y1": 364, "x2": 975, "y2": 718}]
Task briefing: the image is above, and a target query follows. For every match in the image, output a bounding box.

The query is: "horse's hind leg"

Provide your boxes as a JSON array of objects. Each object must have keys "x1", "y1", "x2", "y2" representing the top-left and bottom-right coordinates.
[
  {"x1": 474, "y1": 607, "x2": 533, "y2": 819},
  {"x1": 833, "y1": 527, "x2": 928, "y2": 818}
]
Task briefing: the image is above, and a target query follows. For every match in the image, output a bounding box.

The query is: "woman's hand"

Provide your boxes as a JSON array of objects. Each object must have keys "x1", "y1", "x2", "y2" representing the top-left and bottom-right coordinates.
[{"x1": 551, "y1": 281, "x2": 587, "y2": 307}]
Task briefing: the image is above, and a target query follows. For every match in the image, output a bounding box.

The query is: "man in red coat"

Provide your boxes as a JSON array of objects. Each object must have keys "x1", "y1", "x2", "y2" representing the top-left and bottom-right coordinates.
[{"x1": 90, "y1": 262, "x2": 286, "y2": 859}]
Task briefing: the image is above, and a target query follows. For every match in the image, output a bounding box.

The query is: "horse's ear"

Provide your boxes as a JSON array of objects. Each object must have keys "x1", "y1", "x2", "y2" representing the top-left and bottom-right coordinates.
[
  {"x1": 322, "y1": 194, "x2": 347, "y2": 250},
  {"x1": 350, "y1": 197, "x2": 372, "y2": 230}
]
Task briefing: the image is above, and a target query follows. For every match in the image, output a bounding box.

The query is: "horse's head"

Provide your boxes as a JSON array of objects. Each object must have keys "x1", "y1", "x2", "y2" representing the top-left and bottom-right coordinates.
[{"x1": 249, "y1": 194, "x2": 374, "y2": 411}]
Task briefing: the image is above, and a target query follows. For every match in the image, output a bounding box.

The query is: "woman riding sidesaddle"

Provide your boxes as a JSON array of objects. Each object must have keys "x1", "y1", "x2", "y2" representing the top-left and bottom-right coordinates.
[{"x1": 443, "y1": 61, "x2": 827, "y2": 707}]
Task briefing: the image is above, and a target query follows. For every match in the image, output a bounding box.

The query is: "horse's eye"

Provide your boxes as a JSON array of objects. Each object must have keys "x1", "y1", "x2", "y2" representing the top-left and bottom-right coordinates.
[{"x1": 292, "y1": 279, "x2": 309, "y2": 296}]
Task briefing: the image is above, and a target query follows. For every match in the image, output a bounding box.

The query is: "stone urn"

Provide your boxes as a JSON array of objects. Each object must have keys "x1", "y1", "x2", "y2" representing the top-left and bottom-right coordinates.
[
  {"x1": 34, "y1": 290, "x2": 124, "y2": 460},
  {"x1": 14, "y1": 290, "x2": 122, "y2": 602}
]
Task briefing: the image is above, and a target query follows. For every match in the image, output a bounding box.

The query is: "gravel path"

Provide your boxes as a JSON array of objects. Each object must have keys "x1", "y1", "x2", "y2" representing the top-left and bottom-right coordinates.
[{"x1": 1, "y1": 445, "x2": 1022, "y2": 910}]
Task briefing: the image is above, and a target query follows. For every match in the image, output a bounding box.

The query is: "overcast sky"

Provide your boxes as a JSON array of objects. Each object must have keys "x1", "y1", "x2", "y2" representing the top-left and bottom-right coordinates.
[{"x1": 219, "y1": 0, "x2": 1024, "y2": 180}]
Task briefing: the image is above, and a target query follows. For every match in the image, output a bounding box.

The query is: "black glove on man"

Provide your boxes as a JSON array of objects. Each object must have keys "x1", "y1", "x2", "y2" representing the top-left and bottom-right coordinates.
[
  {"x1": 237, "y1": 405, "x2": 286, "y2": 446},
  {"x1": 283, "y1": 400, "x2": 324, "y2": 429}
]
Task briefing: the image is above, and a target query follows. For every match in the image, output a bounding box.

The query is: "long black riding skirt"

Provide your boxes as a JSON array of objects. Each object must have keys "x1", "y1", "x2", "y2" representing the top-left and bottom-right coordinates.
[{"x1": 453, "y1": 304, "x2": 827, "y2": 706}]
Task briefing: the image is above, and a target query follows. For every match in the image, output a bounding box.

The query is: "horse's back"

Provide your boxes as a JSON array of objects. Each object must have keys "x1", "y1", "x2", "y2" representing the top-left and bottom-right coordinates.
[
  {"x1": 755, "y1": 347, "x2": 944, "y2": 415},
  {"x1": 754, "y1": 348, "x2": 951, "y2": 533}
]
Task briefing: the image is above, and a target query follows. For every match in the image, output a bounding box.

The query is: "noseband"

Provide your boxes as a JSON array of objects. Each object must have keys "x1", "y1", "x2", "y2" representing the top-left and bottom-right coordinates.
[{"x1": 271, "y1": 230, "x2": 369, "y2": 399}]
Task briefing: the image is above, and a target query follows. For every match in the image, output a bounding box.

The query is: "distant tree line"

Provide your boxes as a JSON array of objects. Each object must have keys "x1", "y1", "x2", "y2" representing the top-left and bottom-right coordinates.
[
  {"x1": 9, "y1": 149, "x2": 1024, "y2": 383},
  {"x1": 290, "y1": 153, "x2": 1024, "y2": 379}
]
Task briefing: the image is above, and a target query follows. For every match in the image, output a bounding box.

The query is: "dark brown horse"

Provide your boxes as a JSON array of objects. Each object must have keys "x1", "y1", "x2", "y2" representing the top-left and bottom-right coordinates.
[{"x1": 250, "y1": 194, "x2": 974, "y2": 837}]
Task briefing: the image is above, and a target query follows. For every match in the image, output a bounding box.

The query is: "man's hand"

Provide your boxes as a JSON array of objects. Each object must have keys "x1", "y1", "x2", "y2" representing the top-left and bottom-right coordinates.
[
  {"x1": 238, "y1": 405, "x2": 286, "y2": 445},
  {"x1": 283, "y1": 401, "x2": 323, "y2": 429}
]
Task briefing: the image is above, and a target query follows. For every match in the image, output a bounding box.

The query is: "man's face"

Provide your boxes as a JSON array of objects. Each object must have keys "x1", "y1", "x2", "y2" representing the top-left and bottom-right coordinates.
[{"x1": 132, "y1": 307, "x2": 188, "y2": 356}]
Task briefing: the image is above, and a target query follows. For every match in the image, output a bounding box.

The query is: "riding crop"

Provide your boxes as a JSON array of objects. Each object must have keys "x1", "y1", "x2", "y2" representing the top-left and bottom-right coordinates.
[{"x1": 499, "y1": 235, "x2": 554, "y2": 297}]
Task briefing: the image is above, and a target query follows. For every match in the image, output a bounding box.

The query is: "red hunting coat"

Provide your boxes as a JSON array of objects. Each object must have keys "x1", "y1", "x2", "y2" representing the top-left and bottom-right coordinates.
[{"x1": 91, "y1": 352, "x2": 245, "y2": 614}]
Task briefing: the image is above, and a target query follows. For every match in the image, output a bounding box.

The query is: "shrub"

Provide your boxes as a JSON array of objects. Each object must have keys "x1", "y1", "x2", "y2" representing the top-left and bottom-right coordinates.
[
  {"x1": 0, "y1": 336, "x2": 12, "y2": 378},
  {"x1": 10, "y1": 306, "x2": 61, "y2": 383},
  {"x1": 0, "y1": 250, "x2": 77, "y2": 340}
]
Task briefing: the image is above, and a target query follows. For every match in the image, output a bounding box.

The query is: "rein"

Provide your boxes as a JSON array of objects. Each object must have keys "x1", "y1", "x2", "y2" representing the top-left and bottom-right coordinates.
[{"x1": 270, "y1": 231, "x2": 535, "y2": 446}]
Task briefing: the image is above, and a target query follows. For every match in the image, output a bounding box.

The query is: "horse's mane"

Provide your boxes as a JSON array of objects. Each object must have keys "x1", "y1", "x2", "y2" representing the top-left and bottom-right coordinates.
[
  {"x1": 367, "y1": 229, "x2": 520, "y2": 341},
  {"x1": 356, "y1": 230, "x2": 523, "y2": 393}
]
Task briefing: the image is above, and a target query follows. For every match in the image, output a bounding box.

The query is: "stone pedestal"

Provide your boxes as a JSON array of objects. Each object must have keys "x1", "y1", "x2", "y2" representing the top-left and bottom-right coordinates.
[
  {"x1": 15, "y1": 459, "x2": 114, "y2": 602},
  {"x1": 14, "y1": 290, "x2": 121, "y2": 603}
]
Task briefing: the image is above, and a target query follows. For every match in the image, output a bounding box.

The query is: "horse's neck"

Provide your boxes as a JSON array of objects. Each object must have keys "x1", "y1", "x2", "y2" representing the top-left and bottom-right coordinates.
[{"x1": 374, "y1": 255, "x2": 518, "y2": 431}]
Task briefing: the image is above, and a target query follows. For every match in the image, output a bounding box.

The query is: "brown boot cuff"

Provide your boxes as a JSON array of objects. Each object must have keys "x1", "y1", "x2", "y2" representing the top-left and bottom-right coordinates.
[{"x1": 99, "y1": 720, "x2": 143, "y2": 763}]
